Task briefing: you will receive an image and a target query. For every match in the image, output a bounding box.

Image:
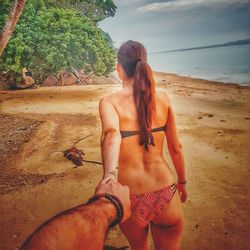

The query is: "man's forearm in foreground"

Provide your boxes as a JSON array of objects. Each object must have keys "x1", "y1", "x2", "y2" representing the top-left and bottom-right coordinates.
[{"x1": 21, "y1": 199, "x2": 116, "y2": 250}]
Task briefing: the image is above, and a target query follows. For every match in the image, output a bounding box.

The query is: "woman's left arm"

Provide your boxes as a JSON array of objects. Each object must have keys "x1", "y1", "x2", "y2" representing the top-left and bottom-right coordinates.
[{"x1": 99, "y1": 97, "x2": 121, "y2": 184}]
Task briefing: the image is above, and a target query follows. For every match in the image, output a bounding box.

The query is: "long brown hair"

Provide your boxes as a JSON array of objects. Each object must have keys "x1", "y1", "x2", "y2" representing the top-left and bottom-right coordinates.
[{"x1": 118, "y1": 40, "x2": 156, "y2": 151}]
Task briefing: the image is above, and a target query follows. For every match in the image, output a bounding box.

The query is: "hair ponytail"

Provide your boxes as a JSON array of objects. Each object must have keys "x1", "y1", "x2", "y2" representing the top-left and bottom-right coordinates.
[
  {"x1": 118, "y1": 40, "x2": 156, "y2": 151},
  {"x1": 133, "y1": 60, "x2": 156, "y2": 151}
]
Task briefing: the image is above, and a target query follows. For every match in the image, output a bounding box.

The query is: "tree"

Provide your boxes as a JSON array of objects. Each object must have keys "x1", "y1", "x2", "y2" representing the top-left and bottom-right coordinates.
[
  {"x1": 0, "y1": 0, "x2": 26, "y2": 57},
  {"x1": 0, "y1": 3, "x2": 116, "y2": 84},
  {"x1": 70, "y1": 0, "x2": 117, "y2": 22},
  {"x1": 38, "y1": 0, "x2": 117, "y2": 22}
]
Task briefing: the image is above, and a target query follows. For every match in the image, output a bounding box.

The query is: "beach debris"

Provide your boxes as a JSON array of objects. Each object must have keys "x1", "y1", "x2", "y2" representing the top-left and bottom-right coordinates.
[
  {"x1": 208, "y1": 114, "x2": 213, "y2": 117},
  {"x1": 63, "y1": 147, "x2": 103, "y2": 166},
  {"x1": 72, "y1": 134, "x2": 92, "y2": 147},
  {"x1": 63, "y1": 146, "x2": 84, "y2": 166},
  {"x1": 47, "y1": 134, "x2": 103, "y2": 167}
]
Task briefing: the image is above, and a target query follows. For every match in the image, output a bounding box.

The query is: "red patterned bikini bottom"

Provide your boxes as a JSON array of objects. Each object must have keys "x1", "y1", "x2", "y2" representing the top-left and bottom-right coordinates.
[{"x1": 130, "y1": 183, "x2": 177, "y2": 223}]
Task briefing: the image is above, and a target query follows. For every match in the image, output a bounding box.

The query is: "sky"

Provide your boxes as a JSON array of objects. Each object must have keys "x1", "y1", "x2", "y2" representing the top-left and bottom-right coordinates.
[{"x1": 99, "y1": 0, "x2": 250, "y2": 53}]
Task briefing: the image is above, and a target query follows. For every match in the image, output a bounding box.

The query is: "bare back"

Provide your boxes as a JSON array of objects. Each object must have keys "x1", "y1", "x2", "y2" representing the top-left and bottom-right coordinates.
[{"x1": 105, "y1": 88, "x2": 175, "y2": 194}]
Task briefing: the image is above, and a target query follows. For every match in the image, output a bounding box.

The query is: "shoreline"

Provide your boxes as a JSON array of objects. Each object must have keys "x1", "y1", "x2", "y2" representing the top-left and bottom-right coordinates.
[
  {"x1": 153, "y1": 71, "x2": 250, "y2": 89},
  {"x1": 1, "y1": 70, "x2": 249, "y2": 92}
]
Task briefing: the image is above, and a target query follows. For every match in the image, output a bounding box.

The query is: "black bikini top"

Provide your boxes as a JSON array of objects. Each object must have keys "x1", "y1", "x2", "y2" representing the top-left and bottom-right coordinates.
[{"x1": 120, "y1": 124, "x2": 167, "y2": 139}]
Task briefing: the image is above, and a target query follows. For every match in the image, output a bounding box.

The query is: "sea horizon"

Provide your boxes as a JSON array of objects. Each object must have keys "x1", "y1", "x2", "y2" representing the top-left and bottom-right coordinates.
[{"x1": 148, "y1": 42, "x2": 250, "y2": 86}]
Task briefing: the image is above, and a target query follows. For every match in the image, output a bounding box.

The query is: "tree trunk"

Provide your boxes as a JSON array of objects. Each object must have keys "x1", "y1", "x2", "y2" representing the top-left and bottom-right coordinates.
[{"x1": 0, "y1": 0, "x2": 26, "y2": 57}]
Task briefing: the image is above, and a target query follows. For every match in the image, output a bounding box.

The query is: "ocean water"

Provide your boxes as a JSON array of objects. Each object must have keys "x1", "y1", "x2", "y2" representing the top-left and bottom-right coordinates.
[{"x1": 148, "y1": 44, "x2": 250, "y2": 85}]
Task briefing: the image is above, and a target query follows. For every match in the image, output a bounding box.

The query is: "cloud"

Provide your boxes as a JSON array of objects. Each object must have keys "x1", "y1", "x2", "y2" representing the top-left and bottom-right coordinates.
[
  {"x1": 114, "y1": 0, "x2": 145, "y2": 7},
  {"x1": 137, "y1": 0, "x2": 249, "y2": 13}
]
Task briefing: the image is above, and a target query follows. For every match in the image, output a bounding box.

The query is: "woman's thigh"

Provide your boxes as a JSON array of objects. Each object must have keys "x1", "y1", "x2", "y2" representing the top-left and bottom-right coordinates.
[{"x1": 119, "y1": 214, "x2": 150, "y2": 250}]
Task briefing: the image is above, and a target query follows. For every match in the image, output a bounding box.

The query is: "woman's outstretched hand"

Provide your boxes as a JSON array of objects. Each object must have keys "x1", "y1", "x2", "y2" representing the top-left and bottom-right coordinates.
[
  {"x1": 100, "y1": 173, "x2": 117, "y2": 185},
  {"x1": 95, "y1": 181, "x2": 131, "y2": 222},
  {"x1": 176, "y1": 183, "x2": 187, "y2": 202}
]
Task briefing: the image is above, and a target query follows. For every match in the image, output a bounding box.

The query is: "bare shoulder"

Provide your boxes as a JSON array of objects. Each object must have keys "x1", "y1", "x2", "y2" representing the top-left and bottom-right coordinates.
[
  {"x1": 156, "y1": 88, "x2": 171, "y2": 104},
  {"x1": 99, "y1": 90, "x2": 122, "y2": 106}
]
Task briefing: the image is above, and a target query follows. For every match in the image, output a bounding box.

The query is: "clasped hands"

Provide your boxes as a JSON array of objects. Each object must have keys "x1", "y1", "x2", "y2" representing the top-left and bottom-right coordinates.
[
  {"x1": 95, "y1": 173, "x2": 131, "y2": 223},
  {"x1": 95, "y1": 173, "x2": 188, "y2": 225}
]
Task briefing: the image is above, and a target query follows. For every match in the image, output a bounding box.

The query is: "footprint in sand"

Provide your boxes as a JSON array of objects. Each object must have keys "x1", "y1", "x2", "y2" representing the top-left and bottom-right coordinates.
[{"x1": 198, "y1": 113, "x2": 214, "y2": 119}]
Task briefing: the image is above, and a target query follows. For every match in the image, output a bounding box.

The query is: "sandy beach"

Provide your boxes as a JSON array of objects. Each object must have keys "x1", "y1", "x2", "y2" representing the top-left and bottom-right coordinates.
[{"x1": 0, "y1": 72, "x2": 249, "y2": 250}]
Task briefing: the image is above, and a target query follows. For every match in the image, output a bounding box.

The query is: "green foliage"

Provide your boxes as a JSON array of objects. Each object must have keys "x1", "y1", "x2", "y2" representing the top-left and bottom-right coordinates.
[
  {"x1": 29, "y1": 0, "x2": 117, "y2": 22},
  {"x1": 0, "y1": 0, "x2": 116, "y2": 83},
  {"x1": 0, "y1": 0, "x2": 14, "y2": 30},
  {"x1": 70, "y1": 0, "x2": 117, "y2": 22}
]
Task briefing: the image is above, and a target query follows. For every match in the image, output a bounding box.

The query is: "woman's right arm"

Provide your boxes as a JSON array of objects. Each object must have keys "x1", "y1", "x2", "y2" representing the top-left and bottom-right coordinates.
[
  {"x1": 165, "y1": 94, "x2": 187, "y2": 202},
  {"x1": 99, "y1": 96, "x2": 122, "y2": 184}
]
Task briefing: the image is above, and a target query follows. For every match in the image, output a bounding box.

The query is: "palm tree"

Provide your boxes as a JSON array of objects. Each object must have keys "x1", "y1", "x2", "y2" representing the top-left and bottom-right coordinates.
[{"x1": 0, "y1": 0, "x2": 26, "y2": 57}]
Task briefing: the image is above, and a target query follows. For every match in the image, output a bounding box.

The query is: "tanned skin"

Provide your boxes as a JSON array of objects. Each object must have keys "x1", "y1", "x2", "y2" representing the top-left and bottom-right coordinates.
[
  {"x1": 21, "y1": 182, "x2": 130, "y2": 250},
  {"x1": 98, "y1": 62, "x2": 187, "y2": 250}
]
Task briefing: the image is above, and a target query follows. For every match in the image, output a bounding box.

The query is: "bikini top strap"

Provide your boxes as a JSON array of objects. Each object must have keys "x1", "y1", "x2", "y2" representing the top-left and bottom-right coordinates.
[
  {"x1": 120, "y1": 130, "x2": 140, "y2": 139},
  {"x1": 120, "y1": 124, "x2": 167, "y2": 139},
  {"x1": 151, "y1": 124, "x2": 167, "y2": 132}
]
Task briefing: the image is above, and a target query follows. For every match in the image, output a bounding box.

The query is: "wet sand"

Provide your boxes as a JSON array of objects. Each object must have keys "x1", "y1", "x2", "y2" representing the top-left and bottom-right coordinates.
[{"x1": 0, "y1": 72, "x2": 249, "y2": 249}]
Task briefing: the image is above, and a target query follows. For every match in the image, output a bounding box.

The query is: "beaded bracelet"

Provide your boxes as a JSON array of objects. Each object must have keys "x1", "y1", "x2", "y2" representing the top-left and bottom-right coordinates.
[{"x1": 87, "y1": 193, "x2": 124, "y2": 228}]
